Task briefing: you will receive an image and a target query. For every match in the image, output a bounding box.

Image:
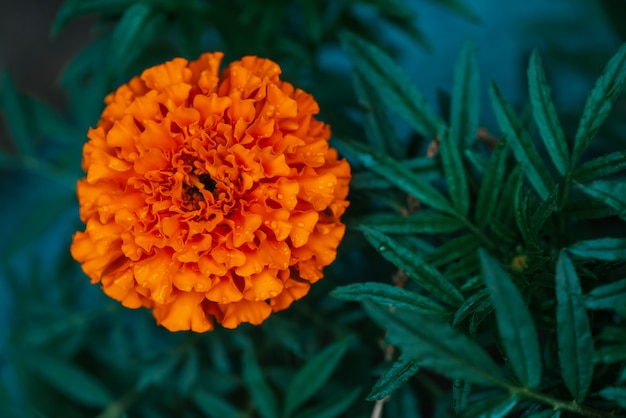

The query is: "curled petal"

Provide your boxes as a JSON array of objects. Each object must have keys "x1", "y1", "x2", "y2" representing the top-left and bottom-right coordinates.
[{"x1": 70, "y1": 52, "x2": 350, "y2": 332}]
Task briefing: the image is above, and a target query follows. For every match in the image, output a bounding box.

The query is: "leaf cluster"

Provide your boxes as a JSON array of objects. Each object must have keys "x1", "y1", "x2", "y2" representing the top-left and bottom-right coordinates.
[{"x1": 334, "y1": 31, "x2": 626, "y2": 417}]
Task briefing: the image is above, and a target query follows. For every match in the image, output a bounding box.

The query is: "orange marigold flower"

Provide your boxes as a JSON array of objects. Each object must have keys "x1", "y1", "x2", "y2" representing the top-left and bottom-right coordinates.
[{"x1": 70, "y1": 53, "x2": 350, "y2": 332}]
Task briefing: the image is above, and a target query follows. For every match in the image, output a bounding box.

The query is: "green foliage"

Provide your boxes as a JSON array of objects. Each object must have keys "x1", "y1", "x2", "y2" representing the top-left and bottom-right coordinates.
[{"x1": 3, "y1": 1, "x2": 626, "y2": 417}]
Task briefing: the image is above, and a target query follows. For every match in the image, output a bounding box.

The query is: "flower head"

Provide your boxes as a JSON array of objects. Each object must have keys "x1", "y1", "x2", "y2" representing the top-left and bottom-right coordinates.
[{"x1": 70, "y1": 53, "x2": 350, "y2": 332}]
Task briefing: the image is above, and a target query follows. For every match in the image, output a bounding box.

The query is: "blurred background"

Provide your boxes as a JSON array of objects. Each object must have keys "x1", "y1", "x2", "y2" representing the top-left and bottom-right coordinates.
[{"x1": 1, "y1": 0, "x2": 625, "y2": 417}]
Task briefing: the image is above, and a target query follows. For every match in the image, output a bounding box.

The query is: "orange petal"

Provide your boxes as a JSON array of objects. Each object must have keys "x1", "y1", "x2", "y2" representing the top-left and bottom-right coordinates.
[
  {"x1": 205, "y1": 275, "x2": 243, "y2": 304},
  {"x1": 154, "y1": 291, "x2": 213, "y2": 332},
  {"x1": 243, "y1": 269, "x2": 284, "y2": 301},
  {"x1": 219, "y1": 299, "x2": 272, "y2": 329},
  {"x1": 288, "y1": 211, "x2": 319, "y2": 248}
]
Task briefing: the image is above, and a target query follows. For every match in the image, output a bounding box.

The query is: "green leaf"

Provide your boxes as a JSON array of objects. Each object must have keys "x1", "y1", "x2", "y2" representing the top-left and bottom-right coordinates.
[
  {"x1": 192, "y1": 389, "x2": 241, "y2": 418},
  {"x1": 178, "y1": 347, "x2": 199, "y2": 394},
  {"x1": 572, "y1": 150, "x2": 626, "y2": 182},
  {"x1": 493, "y1": 165, "x2": 523, "y2": 227},
  {"x1": 367, "y1": 354, "x2": 420, "y2": 401},
  {"x1": 530, "y1": 185, "x2": 559, "y2": 234},
  {"x1": 527, "y1": 410, "x2": 562, "y2": 418},
  {"x1": 594, "y1": 344, "x2": 626, "y2": 364},
  {"x1": 136, "y1": 352, "x2": 181, "y2": 390},
  {"x1": 440, "y1": 127, "x2": 470, "y2": 215},
  {"x1": 514, "y1": 186, "x2": 535, "y2": 247},
  {"x1": 555, "y1": 251, "x2": 594, "y2": 403},
  {"x1": 452, "y1": 379, "x2": 472, "y2": 412},
  {"x1": 338, "y1": 138, "x2": 454, "y2": 215},
  {"x1": 598, "y1": 386, "x2": 626, "y2": 408},
  {"x1": 457, "y1": 392, "x2": 519, "y2": 418},
  {"x1": 283, "y1": 336, "x2": 352, "y2": 418},
  {"x1": 350, "y1": 157, "x2": 441, "y2": 190},
  {"x1": 479, "y1": 248, "x2": 542, "y2": 387},
  {"x1": 0, "y1": 72, "x2": 33, "y2": 156},
  {"x1": 563, "y1": 198, "x2": 619, "y2": 220},
  {"x1": 453, "y1": 288, "x2": 491, "y2": 326},
  {"x1": 358, "y1": 211, "x2": 465, "y2": 234},
  {"x1": 363, "y1": 303, "x2": 508, "y2": 385},
  {"x1": 297, "y1": 387, "x2": 361, "y2": 418},
  {"x1": 572, "y1": 43, "x2": 626, "y2": 164},
  {"x1": 341, "y1": 31, "x2": 443, "y2": 139},
  {"x1": 489, "y1": 81, "x2": 553, "y2": 199},
  {"x1": 425, "y1": 0, "x2": 481, "y2": 23},
  {"x1": 16, "y1": 348, "x2": 112, "y2": 407},
  {"x1": 568, "y1": 238, "x2": 626, "y2": 261},
  {"x1": 527, "y1": 51, "x2": 569, "y2": 175},
  {"x1": 354, "y1": 72, "x2": 404, "y2": 159},
  {"x1": 362, "y1": 227, "x2": 465, "y2": 306},
  {"x1": 584, "y1": 277, "x2": 626, "y2": 310},
  {"x1": 242, "y1": 346, "x2": 279, "y2": 418},
  {"x1": 450, "y1": 40, "x2": 480, "y2": 149},
  {"x1": 427, "y1": 233, "x2": 481, "y2": 267},
  {"x1": 109, "y1": 3, "x2": 154, "y2": 78},
  {"x1": 51, "y1": 0, "x2": 210, "y2": 36},
  {"x1": 331, "y1": 282, "x2": 448, "y2": 317},
  {"x1": 579, "y1": 180, "x2": 626, "y2": 220},
  {"x1": 476, "y1": 137, "x2": 508, "y2": 228}
]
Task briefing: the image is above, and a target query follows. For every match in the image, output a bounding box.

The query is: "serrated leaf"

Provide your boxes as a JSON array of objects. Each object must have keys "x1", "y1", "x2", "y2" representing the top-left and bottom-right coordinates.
[
  {"x1": 354, "y1": 72, "x2": 404, "y2": 159},
  {"x1": 350, "y1": 157, "x2": 441, "y2": 190},
  {"x1": 563, "y1": 198, "x2": 619, "y2": 220},
  {"x1": 331, "y1": 282, "x2": 448, "y2": 317},
  {"x1": 192, "y1": 389, "x2": 241, "y2": 418},
  {"x1": 453, "y1": 379, "x2": 472, "y2": 412},
  {"x1": 555, "y1": 251, "x2": 594, "y2": 403},
  {"x1": 242, "y1": 347, "x2": 279, "y2": 418},
  {"x1": 490, "y1": 81, "x2": 553, "y2": 199},
  {"x1": 598, "y1": 386, "x2": 626, "y2": 408},
  {"x1": 427, "y1": 234, "x2": 481, "y2": 267},
  {"x1": 109, "y1": 3, "x2": 154, "y2": 78},
  {"x1": 568, "y1": 238, "x2": 626, "y2": 260},
  {"x1": 476, "y1": 137, "x2": 508, "y2": 228},
  {"x1": 494, "y1": 165, "x2": 523, "y2": 227},
  {"x1": 16, "y1": 349, "x2": 112, "y2": 407},
  {"x1": 453, "y1": 288, "x2": 491, "y2": 326},
  {"x1": 451, "y1": 40, "x2": 480, "y2": 148},
  {"x1": 458, "y1": 392, "x2": 519, "y2": 418},
  {"x1": 465, "y1": 148, "x2": 488, "y2": 174},
  {"x1": 447, "y1": 256, "x2": 480, "y2": 282},
  {"x1": 441, "y1": 126, "x2": 470, "y2": 215},
  {"x1": 363, "y1": 303, "x2": 508, "y2": 385},
  {"x1": 1, "y1": 72, "x2": 33, "y2": 156},
  {"x1": 341, "y1": 31, "x2": 443, "y2": 139},
  {"x1": 515, "y1": 186, "x2": 535, "y2": 247},
  {"x1": 338, "y1": 137, "x2": 454, "y2": 215},
  {"x1": 584, "y1": 277, "x2": 626, "y2": 310},
  {"x1": 479, "y1": 249, "x2": 542, "y2": 387},
  {"x1": 572, "y1": 150, "x2": 626, "y2": 182},
  {"x1": 362, "y1": 227, "x2": 465, "y2": 306},
  {"x1": 359, "y1": 211, "x2": 465, "y2": 234},
  {"x1": 283, "y1": 336, "x2": 352, "y2": 418},
  {"x1": 594, "y1": 345, "x2": 626, "y2": 364},
  {"x1": 527, "y1": 51, "x2": 569, "y2": 175},
  {"x1": 367, "y1": 354, "x2": 420, "y2": 401},
  {"x1": 297, "y1": 387, "x2": 361, "y2": 418},
  {"x1": 530, "y1": 185, "x2": 559, "y2": 234},
  {"x1": 579, "y1": 180, "x2": 626, "y2": 220},
  {"x1": 572, "y1": 43, "x2": 626, "y2": 164}
]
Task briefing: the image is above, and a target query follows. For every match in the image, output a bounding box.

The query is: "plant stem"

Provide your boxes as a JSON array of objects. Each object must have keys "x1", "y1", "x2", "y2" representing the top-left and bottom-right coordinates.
[{"x1": 504, "y1": 384, "x2": 617, "y2": 418}]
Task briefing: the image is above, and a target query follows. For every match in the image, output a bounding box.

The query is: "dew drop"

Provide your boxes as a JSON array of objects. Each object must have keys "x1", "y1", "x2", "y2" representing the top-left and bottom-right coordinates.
[
  {"x1": 297, "y1": 222, "x2": 305, "y2": 228},
  {"x1": 378, "y1": 245, "x2": 387, "y2": 252},
  {"x1": 277, "y1": 194, "x2": 284, "y2": 199}
]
